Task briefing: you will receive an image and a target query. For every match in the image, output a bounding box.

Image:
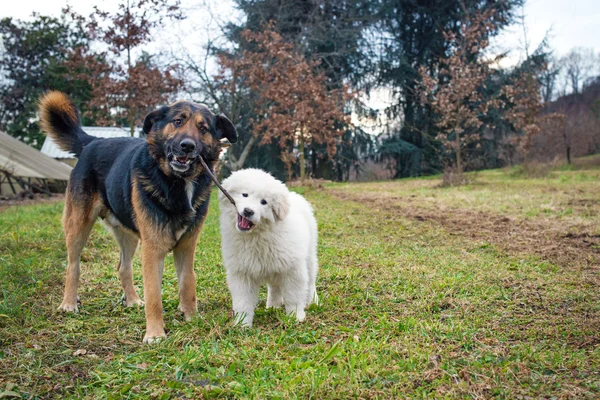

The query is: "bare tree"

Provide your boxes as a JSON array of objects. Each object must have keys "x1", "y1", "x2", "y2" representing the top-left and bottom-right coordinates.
[
  {"x1": 66, "y1": 0, "x2": 184, "y2": 136},
  {"x1": 539, "y1": 56, "x2": 561, "y2": 103},
  {"x1": 560, "y1": 47, "x2": 598, "y2": 95}
]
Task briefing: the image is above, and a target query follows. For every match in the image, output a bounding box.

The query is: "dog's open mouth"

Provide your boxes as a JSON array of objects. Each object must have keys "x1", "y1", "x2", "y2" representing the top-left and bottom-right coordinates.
[
  {"x1": 237, "y1": 214, "x2": 254, "y2": 231},
  {"x1": 169, "y1": 155, "x2": 196, "y2": 173}
]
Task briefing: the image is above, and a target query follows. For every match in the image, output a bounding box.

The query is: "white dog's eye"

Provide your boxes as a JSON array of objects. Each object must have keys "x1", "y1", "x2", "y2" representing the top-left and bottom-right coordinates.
[
  {"x1": 261, "y1": 199, "x2": 267, "y2": 205},
  {"x1": 242, "y1": 193, "x2": 248, "y2": 198}
]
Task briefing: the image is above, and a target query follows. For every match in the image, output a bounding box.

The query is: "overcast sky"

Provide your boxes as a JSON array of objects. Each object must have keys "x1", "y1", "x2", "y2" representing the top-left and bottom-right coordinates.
[
  {"x1": 1, "y1": 0, "x2": 598, "y2": 60},
  {"x1": 1, "y1": 0, "x2": 598, "y2": 123},
  {"x1": 492, "y1": 0, "x2": 600, "y2": 65}
]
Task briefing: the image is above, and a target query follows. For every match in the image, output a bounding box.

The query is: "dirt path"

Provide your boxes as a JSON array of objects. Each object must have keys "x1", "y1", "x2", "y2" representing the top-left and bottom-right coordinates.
[{"x1": 328, "y1": 188, "x2": 600, "y2": 277}]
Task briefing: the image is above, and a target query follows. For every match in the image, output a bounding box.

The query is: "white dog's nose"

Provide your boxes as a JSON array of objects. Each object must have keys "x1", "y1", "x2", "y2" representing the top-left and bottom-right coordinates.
[{"x1": 243, "y1": 208, "x2": 254, "y2": 217}]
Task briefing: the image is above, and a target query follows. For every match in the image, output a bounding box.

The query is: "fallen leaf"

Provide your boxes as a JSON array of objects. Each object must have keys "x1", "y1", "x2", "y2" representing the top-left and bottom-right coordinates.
[{"x1": 73, "y1": 349, "x2": 87, "y2": 356}]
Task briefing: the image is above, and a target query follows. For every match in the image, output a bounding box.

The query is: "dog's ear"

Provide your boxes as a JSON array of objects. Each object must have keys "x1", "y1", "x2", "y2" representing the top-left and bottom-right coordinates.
[
  {"x1": 272, "y1": 190, "x2": 290, "y2": 221},
  {"x1": 215, "y1": 115, "x2": 237, "y2": 143},
  {"x1": 143, "y1": 106, "x2": 169, "y2": 135}
]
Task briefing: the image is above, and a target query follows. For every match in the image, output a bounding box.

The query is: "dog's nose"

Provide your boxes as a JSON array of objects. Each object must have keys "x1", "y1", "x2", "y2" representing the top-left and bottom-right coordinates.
[
  {"x1": 180, "y1": 139, "x2": 196, "y2": 154},
  {"x1": 243, "y1": 208, "x2": 254, "y2": 217}
]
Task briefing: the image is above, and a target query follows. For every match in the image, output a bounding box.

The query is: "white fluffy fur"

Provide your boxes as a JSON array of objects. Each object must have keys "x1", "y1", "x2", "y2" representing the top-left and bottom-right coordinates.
[{"x1": 218, "y1": 169, "x2": 319, "y2": 327}]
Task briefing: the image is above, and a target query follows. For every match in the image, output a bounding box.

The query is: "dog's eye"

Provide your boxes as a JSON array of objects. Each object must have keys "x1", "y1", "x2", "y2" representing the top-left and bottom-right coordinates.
[
  {"x1": 199, "y1": 125, "x2": 207, "y2": 133},
  {"x1": 173, "y1": 118, "x2": 183, "y2": 127},
  {"x1": 242, "y1": 193, "x2": 248, "y2": 197},
  {"x1": 261, "y1": 199, "x2": 267, "y2": 205}
]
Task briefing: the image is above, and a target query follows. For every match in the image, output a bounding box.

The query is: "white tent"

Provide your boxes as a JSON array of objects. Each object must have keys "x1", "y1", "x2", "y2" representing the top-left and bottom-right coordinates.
[{"x1": 0, "y1": 131, "x2": 73, "y2": 195}]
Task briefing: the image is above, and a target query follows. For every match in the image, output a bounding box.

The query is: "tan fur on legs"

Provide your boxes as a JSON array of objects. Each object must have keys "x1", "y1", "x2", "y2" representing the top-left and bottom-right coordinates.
[
  {"x1": 173, "y1": 223, "x2": 204, "y2": 321},
  {"x1": 132, "y1": 178, "x2": 171, "y2": 343},
  {"x1": 112, "y1": 227, "x2": 143, "y2": 307},
  {"x1": 58, "y1": 192, "x2": 100, "y2": 312},
  {"x1": 140, "y1": 243, "x2": 168, "y2": 343}
]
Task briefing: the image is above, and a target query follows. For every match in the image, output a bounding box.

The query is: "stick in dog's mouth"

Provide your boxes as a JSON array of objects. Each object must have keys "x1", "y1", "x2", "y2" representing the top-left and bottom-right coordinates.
[{"x1": 198, "y1": 156, "x2": 236, "y2": 206}]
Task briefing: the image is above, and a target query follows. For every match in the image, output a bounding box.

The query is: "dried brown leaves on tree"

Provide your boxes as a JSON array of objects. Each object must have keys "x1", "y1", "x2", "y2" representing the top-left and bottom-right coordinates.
[
  {"x1": 65, "y1": 0, "x2": 184, "y2": 135},
  {"x1": 216, "y1": 24, "x2": 353, "y2": 180},
  {"x1": 418, "y1": 9, "x2": 549, "y2": 180},
  {"x1": 418, "y1": 9, "x2": 500, "y2": 177},
  {"x1": 502, "y1": 70, "x2": 543, "y2": 155}
]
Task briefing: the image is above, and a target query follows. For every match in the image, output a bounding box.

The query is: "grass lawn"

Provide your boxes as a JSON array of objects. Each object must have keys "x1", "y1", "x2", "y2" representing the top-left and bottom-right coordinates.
[{"x1": 1, "y1": 159, "x2": 599, "y2": 398}]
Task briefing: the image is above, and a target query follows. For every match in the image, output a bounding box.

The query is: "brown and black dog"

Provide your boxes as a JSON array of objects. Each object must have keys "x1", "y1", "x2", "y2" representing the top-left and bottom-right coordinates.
[{"x1": 39, "y1": 91, "x2": 237, "y2": 343}]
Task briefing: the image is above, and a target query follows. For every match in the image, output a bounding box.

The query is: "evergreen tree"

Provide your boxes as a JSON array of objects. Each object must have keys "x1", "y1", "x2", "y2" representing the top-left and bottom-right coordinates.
[{"x1": 375, "y1": 0, "x2": 522, "y2": 177}]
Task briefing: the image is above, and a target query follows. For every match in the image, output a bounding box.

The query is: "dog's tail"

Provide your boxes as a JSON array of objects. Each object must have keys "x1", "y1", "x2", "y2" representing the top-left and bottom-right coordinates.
[{"x1": 39, "y1": 91, "x2": 95, "y2": 158}]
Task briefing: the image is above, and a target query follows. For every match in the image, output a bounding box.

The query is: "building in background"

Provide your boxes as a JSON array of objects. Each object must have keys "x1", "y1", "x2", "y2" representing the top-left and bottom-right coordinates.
[{"x1": 41, "y1": 127, "x2": 142, "y2": 166}]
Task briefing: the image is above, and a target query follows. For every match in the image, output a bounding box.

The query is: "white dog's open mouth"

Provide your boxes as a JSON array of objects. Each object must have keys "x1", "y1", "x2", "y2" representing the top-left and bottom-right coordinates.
[{"x1": 237, "y1": 214, "x2": 254, "y2": 231}]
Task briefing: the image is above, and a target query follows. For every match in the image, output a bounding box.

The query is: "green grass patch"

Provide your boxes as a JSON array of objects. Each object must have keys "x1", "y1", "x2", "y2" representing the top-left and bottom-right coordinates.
[{"x1": 1, "y1": 165, "x2": 599, "y2": 398}]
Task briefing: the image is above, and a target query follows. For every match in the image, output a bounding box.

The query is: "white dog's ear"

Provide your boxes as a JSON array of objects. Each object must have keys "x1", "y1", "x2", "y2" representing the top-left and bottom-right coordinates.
[{"x1": 272, "y1": 191, "x2": 290, "y2": 221}]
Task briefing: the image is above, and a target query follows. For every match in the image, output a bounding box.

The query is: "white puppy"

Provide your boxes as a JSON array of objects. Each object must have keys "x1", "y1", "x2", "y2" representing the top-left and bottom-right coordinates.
[{"x1": 218, "y1": 169, "x2": 319, "y2": 327}]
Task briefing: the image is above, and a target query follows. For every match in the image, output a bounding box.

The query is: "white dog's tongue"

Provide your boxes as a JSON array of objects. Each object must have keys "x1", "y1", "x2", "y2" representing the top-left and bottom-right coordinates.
[{"x1": 237, "y1": 214, "x2": 253, "y2": 230}]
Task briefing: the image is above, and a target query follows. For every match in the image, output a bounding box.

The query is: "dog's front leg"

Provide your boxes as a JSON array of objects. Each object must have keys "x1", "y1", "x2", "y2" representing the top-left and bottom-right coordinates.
[
  {"x1": 227, "y1": 273, "x2": 258, "y2": 328},
  {"x1": 266, "y1": 283, "x2": 284, "y2": 309},
  {"x1": 173, "y1": 227, "x2": 201, "y2": 321},
  {"x1": 141, "y1": 243, "x2": 168, "y2": 343}
]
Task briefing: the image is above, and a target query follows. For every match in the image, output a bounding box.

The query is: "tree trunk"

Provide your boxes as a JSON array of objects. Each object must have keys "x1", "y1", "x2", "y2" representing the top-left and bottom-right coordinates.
[
  {"x1": 455, "y1": 131, "x2": 463, "y2": 174},
  {"x1": 563, "y1": 127, "x2": 571, "y2": 164},
  {"x1": 311, "y1": 147, "x2": 317, "y2": 178},
  {"x1": 126, "y1": 0, "x2": 134, "y2": 137},
  {"x1": 129, "y1": 115, "x2": 135, "y2": 137},
  {"x1": 225, "y1": 135, "x2": 257, "y2": 172},
  {"x1": 299, "y1": 134, "x2": 305, "y2": 183}
]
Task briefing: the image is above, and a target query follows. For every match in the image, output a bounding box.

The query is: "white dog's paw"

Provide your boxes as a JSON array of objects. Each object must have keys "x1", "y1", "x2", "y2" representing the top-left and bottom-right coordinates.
[
  {"x1": 286, "y1": 306, "x2": 306, "y2": 322},
  {"x1": 266, "y1": 299, "x2": 283, "y2": 309},
  {"x1": 233, "y1": 312, "x2": 253, "y2": 328},
  {"x1": 311, "y1": 292, "x2": 320, "y2": 306}
]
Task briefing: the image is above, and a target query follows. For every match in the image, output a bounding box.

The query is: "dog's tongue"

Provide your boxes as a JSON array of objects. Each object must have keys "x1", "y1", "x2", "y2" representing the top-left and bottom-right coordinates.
[
  {"x1": 238, "y1": 214, "x2": 252, "y2": 229},
  {"x1": 176, "y1": 156, "x2": 188, "y2": 163}
]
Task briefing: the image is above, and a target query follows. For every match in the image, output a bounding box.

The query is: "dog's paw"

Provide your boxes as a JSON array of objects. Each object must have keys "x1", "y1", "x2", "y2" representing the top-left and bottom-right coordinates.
[
  {"x1": 311, "y1": 292, "x2": 320, "y2": 306},
  {"x1": 58, "y1": 302, "x2": 79, "y2": 313},
  {"x1": 233, "y1": 312, "x2": 253, "y2": 328},
  {"x1": 266, "y1": 300, "x2": 283, "y2": 309},
  {"x1": 121, "y1": 294, "x2": 145, "y2": 308},
  {"x1": 285, "y1": 307, "x2": 306, "y2": 322},
  {"x1": 178, "y1": 304, "x2": 198, "y2": 322},
  {"x1": 143, "y1": 333, "x2": 166, "y2": 344},
  {"x1": 295, "y1": 310, "x2": 306, "y2": 322}
]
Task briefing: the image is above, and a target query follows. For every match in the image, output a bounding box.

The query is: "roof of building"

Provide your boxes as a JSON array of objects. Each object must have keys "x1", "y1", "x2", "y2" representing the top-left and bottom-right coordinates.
[
  {"x1": 0, "y1": 131, "x2": 73, "y2": 180},
  {"x1": 41, "y1": 126, "x2": 142, "y2": 159}
]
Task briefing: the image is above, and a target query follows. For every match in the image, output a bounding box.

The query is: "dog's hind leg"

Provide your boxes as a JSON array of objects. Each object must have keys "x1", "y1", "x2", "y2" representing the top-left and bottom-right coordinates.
[
  {"x1": 307, "y1": 252, "x2": 319, "y2": 306},
  {"x1": 113, "y1": 228, "x2": 143, "y2": 307},
  {"x1": 58, "y1": 192, "x2": 99, "y2": 312},
  {"x1": 282, "y1": 268, "x2": 309, "y2": 322}
]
